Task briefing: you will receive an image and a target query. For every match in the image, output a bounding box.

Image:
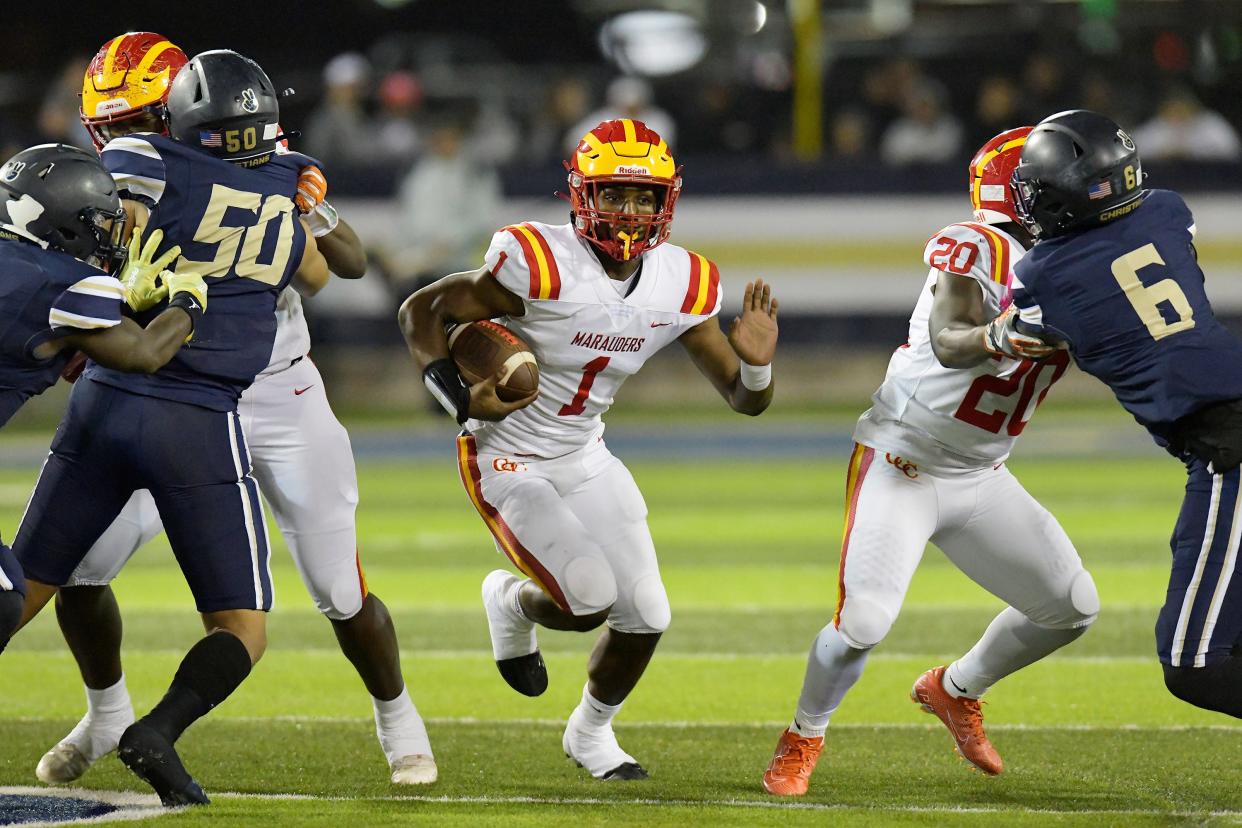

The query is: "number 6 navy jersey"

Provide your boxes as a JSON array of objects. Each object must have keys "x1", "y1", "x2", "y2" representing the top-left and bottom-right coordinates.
[
  {"x1": 86, "y1": 132, "x2": 309, "y2": 411},
  {"x1": 1011, "y1": 189, "x2": 1242, "y2": 446}
]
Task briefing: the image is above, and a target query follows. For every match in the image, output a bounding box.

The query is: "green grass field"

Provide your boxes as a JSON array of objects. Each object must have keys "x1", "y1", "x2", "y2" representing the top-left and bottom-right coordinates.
[{"x1": 1, "y1": 427, "x2": 1240, "y2": 826}]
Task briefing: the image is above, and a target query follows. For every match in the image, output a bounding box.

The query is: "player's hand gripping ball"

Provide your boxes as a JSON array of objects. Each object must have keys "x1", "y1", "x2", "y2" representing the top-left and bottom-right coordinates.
[{"x1": 448, "y1": 321, "x2": 539, "y2": 402}]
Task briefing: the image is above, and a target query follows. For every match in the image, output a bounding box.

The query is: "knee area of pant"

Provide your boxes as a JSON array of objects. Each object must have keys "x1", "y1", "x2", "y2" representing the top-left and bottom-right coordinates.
[
  {"x1": 317, "y1": 578, "x2": 366, "y2": 622},
  {"x1": 562, "y1": 556, "x2": 617, "y2": 615},
  {"x1": 616, "y1": 574, "x2": 670, "y2": 634},
  {"x1": 837, "y1": 597, "x2": 896, "y2": 649},
  {"x1": 1049, "y1": 569, "x2": 1101, "y2": 629}
]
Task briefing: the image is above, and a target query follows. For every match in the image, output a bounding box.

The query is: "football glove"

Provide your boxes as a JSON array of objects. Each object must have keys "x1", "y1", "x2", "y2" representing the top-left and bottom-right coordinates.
[
  {"x1": 983, "y1": 307, "x2": 1058, "y2": 360},
  {"x1": 120, "y1": 226, "x2": 182, "y2": 312},
  {"x1": 295, "y1": 164, "x2": 327, "y2": 214},
  {"x1": 302, "y1": 200, "x2": 339, "y2": 238}
]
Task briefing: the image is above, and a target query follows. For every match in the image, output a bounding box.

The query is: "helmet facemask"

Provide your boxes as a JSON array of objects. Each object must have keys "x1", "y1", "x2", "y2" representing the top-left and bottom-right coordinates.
[
  {"x1": 79, "y1": 205, "x2": 129, "y2": 272},
  {"x1": 568, "y1": 171, "x2": 681, "y2": 261}
]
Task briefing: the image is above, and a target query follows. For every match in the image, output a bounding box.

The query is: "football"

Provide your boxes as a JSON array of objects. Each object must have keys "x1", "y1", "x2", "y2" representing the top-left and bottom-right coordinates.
[{"x1": 448, "y1": 320, "x2": 539, "y2": 401}]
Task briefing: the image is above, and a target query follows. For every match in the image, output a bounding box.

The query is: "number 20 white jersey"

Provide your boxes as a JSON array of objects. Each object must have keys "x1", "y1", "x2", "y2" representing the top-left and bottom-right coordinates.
[
  {"x1": 853, "y1": 221, "x2": 1069, "y2": 469},
  {"x1": 468, "y1": 221, "x2": 723, "y2": 458}
]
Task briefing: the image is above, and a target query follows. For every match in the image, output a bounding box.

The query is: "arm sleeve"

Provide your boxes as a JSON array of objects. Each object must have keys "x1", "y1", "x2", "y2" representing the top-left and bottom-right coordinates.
[
  {"x1": 100, "y1": 135, "x2": 167, "y2": 209},
  {"x1": 48, "y1": 275, "x2": 124, "y2": 331}
]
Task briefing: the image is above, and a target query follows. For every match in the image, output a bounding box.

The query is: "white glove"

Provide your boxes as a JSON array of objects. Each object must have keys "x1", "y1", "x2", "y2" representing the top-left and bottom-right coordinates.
[
  {"x1": 983, "y1": 307, "x2": 1058, "y2": 360},
  {"x1": 302, "y1": 200, "x2": 339, "y2": 238}
]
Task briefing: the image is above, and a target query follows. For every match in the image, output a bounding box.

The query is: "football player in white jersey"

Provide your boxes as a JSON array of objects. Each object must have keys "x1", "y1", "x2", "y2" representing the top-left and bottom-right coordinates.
[
  {"x1": 762, "y1": 128, "x2": 1100, "y2": 796},
  {"x1": 34, "y1": 32, "x2": 436, "y2": 788},
  {"x1": 399, "y1": 118, "x2": 779, "y2": 780}
]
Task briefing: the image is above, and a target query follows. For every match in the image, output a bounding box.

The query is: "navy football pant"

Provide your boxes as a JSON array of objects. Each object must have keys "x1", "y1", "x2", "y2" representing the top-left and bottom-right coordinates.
[
  {"x1": 0, "y1": 539, "x2": 23, "y2": 597},
  {"x1": 1156, "y1": 460, "x2": 1242, "y2": 667},
  {"x1": 14, "y1": 379, "x2": 273, "y2": 613}
]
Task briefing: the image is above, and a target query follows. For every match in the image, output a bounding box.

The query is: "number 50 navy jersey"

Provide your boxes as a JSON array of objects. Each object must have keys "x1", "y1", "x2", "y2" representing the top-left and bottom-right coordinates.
[
  {"x1": 86, "y1": 133, "x2": 309, "y2": 411},
  {"x1": 1011, "y1": 189, "x2": 1242, "y2": 445}
]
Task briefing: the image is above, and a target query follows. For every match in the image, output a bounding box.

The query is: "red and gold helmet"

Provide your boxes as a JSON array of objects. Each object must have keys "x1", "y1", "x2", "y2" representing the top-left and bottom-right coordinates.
[
  {"x1": 566, "y1": 119, "x2": 681, "y2": 261},
  {"x1": 80, "y1": 32, "x2": 188, "y2": 151},
  {"x1": 969, "y1": 126, "x2": 1032, "y2": 225}
]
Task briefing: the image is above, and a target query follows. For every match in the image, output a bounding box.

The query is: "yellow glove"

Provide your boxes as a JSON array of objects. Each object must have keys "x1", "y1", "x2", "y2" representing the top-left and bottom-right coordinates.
[
  {"x1": 163, "y1": 270, "x2": 208, "y2": 342},
  {"x1": 120, "y1": 226, "x2": 181, "y2": 312}
]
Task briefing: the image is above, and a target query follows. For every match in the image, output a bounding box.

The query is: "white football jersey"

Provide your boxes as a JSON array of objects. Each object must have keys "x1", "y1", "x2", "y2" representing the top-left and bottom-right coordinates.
[
  {"x1": 259, "y1": 287, "x2": 312, "y2": 375},
  {"x1": 469, "y1": 221, "x2": 722, "y2": 458},
  {"x1": 853, "y1": 221, "x2": 1070, "y2": 469}
]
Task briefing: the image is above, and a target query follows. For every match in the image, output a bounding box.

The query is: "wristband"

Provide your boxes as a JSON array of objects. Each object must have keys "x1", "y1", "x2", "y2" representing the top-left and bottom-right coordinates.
[
  {"x1": 167, "y1": 291, "x2": 205, "y2": 338},
  {"x1": 423, "y1": 358, "x2": 471, "y2": 424},
  {"x1": 304, "y1": 201, "x2": 339, "y2": 238},
  {"x1": 739, "y1": 360, "x2": 772, "y2": 392}
]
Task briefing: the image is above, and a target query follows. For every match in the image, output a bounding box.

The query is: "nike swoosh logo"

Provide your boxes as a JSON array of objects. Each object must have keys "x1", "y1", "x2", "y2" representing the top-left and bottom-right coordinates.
[
  {"x1": 949, "y1": 676, "x2": 970, "y2": 695},
  {"x1": 294, "y1": 386, "x2": 314, "y2": 395},
  {"x1": 650, "y1": 321, "x2": 674, "y2": 328}
]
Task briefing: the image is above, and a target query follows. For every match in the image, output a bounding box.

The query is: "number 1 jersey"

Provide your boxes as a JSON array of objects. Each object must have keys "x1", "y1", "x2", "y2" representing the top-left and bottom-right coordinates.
[
  {"x1": 854, "y1": 221, "x2": 1067, "y2": 468},
  {"x1": 470, "y1": 221, "x2": 723, "y2": 458},
  {"x1": 87, "y1": 133, "x2": 308, "y2": 411}
]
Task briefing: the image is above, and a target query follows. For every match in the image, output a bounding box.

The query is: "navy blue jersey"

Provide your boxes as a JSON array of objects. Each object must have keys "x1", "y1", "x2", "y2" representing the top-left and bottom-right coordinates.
[
  {"x1": 0, "y1": 235, "x2": 123, "y2": 427},
  {"x1": 1012, "y1": 189, "x2": 1242, "y2": 444},
  {"x1": 87, "y1": 133, "x2": 309, "y2": 411}
]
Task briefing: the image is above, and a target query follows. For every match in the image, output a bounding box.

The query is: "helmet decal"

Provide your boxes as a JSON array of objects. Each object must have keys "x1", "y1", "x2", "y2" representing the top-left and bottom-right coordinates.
[
  {"x1": 968, "y1": 126, "x2": 1032, "y2": 226},
  {"x1": 80, "y1": 32, "x2": 188, "y2": 151}
]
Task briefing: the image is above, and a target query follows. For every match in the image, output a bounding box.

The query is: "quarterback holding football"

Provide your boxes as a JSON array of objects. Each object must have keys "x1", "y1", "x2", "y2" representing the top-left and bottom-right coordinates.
[{"x1": 400, "y1": 118, "x2": 779, "y2": 780}]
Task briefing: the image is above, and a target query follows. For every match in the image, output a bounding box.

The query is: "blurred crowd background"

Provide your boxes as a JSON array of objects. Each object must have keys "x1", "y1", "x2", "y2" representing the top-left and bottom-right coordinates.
[{"x1": 2, "y1": 0, "x2": 1241, "y2": 420}]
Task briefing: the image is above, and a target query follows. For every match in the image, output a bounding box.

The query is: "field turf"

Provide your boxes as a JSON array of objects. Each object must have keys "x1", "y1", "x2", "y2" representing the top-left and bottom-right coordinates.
[{"x1": 1, "y1": 424, "x2": 1240, "y2": 826}]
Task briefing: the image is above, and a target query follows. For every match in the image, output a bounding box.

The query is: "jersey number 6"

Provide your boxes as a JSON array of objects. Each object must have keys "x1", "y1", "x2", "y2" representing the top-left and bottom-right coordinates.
[
  {"x1": 180, "y1": 183, "x2": 297, "y2": 286},
  {"x1": 1111, "y1": 243, "x2": 1195, "y2": 341}
]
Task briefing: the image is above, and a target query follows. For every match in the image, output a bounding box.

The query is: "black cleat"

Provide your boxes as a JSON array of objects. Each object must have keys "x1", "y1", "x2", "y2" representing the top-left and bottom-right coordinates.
[
  {"x1": 496, "y1": 651, "x2": 548, "y2": 697},
  {"x1": 117, "y1": 721, "x2": 209, "y2": 807},
  {"x1": 602, "y1": 762, "x2": 649, "y2": 781}
]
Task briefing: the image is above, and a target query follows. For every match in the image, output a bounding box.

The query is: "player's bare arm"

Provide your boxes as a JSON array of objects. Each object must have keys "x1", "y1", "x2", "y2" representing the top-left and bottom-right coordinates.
[
  {"x1": 293, "y1": 222, "x2": 331, "y2": 295},
  {"x1": 314, "y1": 217, "x2": 366, "y2": 279},
  {"x1": 679, "y1": 278, "x2": 778, "y2": 416},
  {"x1": 49, "y1": 314, "x2": 193, "y2": 373},
  {"x1": 295, "y1": 164, "x2": 366, "y2": 278},
  {"x1": 928, "y1": 272, "x2": 992, "y2": 368},
  {"x1": 397, "y1": 266, "x2": 536, "y2": 421}
]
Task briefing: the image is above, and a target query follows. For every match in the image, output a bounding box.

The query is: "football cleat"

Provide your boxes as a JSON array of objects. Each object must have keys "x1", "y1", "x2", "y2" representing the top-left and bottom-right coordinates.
[
  {"x1": 762, "y1": 728, "x2": 824, "y2": 797},
  {"x1": 562, "y1": 706, "x2": 647, "y2": 781},
  {"x1": 482, "y1": 570, "x2": 547, "y2": 697},
  {"x1": 117, "y1": 721, "x2": 209, "y2": 807},
  {"x1": 911, "y1": 666, "x2": 1003, "y2": 776},
  {"x1": 390, "y1": 754, "x2": 438, "y2": 785},
  {"x1": 36, "y1": 706, "x2": 135, "y2": 785}
]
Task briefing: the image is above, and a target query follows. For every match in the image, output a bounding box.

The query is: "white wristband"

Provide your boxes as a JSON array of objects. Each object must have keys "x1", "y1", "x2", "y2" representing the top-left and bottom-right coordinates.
[
  {"x1": 739, "y1": 360, "x2": 772, "y2": 391},
  {"x1": 304, "y1": 200, "x2": 340, "y2": 238}
]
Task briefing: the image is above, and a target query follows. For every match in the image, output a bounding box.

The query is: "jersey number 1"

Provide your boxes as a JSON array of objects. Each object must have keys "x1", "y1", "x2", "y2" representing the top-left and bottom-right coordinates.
[{"x1": 559, "y1": 356, "x2": 610, "y2": 416}]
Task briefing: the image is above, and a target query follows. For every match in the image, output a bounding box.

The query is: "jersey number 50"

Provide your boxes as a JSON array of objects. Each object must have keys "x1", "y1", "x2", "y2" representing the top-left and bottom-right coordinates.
[{"x1": 180, "y1": 183, "x2": 296, "y2": 286}]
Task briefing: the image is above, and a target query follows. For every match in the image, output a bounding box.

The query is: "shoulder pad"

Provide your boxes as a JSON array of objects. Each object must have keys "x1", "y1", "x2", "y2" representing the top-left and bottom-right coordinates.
[{"x1": 924, "y1": 222, "x2": 1011, "y2": 286}]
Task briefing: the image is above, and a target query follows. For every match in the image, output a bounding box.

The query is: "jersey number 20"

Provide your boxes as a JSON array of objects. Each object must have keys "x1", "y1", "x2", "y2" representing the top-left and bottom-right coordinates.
[{"x1": 180, "y1": 183, "x2": 297, "y2": 285}]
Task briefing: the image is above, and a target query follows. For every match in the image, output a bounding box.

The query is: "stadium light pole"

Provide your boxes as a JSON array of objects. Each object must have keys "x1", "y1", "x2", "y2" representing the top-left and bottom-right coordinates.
[{"x1": 790, "y1": 0, "x2": 824, "y2": 161}]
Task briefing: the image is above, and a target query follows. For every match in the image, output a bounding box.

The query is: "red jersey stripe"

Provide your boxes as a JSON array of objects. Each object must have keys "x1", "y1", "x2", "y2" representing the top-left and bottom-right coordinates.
[
  {"x1": 681, "y1": 250, "x2": 704, "y2": 313},
  {"x1": 522, "y1": 223, "x2": 561, "y2": 300},
  {"x1": 504, "y1": 225, "x2": 543, "y2": 299},
  {"x1": 703, "y1": 258, "x2": 720, "y2": 314}
]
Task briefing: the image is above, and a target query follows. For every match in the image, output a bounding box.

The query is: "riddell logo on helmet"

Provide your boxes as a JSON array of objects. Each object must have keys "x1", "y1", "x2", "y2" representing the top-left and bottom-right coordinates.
[
  {"x1": 615, "y1": 165, "x2": 650, "y2": 175},
  {"x1": 95, "y1": 98, "x2": 131, "y2": 115}
]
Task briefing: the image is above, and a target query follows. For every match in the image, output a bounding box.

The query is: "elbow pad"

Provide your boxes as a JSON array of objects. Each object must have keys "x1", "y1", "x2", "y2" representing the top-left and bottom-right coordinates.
[{"x1": 423, "y1": 358, "x2": 470, "y2": 424}]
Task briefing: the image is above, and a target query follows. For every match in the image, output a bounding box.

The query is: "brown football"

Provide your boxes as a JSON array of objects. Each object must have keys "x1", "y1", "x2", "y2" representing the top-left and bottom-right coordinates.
[{"x1": 448, "y1": 320, "x2": 539, "y2": 402}]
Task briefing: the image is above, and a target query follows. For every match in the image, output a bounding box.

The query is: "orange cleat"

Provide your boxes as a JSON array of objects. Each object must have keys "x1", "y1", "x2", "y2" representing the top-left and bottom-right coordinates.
[
  {"x1": 911, "y1": 666, "x2": 1003, "y2": 775},
  {"x1": 761, "y1": 728, "x2": 824, "y2": 796}
]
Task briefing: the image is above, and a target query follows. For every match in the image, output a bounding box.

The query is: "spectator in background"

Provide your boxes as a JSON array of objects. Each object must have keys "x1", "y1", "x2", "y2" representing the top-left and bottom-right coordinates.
[
  {"x1": 678, "y1": 81, "x2": 758, "y2": 156},
  {"x1": 1134, "y1": 87, "x2": 1241, "y2": 162},
  {"x1": 969, "y1": 76, "x2": 1022, "y2": 150},
  {"x1": 384, "y1": 110, "x2": 501, "y2": 306},
  {"x1": 566, "y1": 77, "x2": 676, "y2": 156},
  {"x1": 38, "y1": 57, "x2": 93, "y2": 149},
  {"x1": 879, "y1": 80, "x2": 962, "y2": 165},
  {"x1": 827, "y1": 108, "x2": 871, "y2": 160},
  {"x1": 305, "y1": 52, "x2": 375, "y2": 169},
  {"x1": 1018, "y1": 53, "x2": 1072, "y2": 124},
  {"x1": 529, "y1": 77, "x2": 592, "y2": 162},
  {"x1": 372, "y1": 70, "x2": 423, "y2": 167},
  {"x1": 860, "y1": 58, "x2": 924, "y2": 137}
]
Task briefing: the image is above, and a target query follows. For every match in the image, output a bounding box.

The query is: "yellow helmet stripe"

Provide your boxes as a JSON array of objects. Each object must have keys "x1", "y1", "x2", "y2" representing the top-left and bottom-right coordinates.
[
  {"x1": 96, "y1": 35, "x2": 129, "y2": 88},
  {"x1": 621, "y1": 119, "x2": 637, "y2": 144},
  {"x1": 971, "y1": 136, "x2": 1027, "y2": 209},
  {"x1": 134, "y1": 40, "x2": 177, "y2": 77}
]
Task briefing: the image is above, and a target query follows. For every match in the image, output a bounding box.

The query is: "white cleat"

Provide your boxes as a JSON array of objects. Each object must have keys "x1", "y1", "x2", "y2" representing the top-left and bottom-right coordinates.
[
  {"x1": 562, "y1": 706, "x2": 648, "y2": 781},
  {"x1": 36, "y1": 709, "x2": 134, "y2": 785},
  {"x1": 481, "y1": 570, "x2": 547, "y2": 696},
  {"x1": 390, "y1": 754, "x2": 438, "y2": 785}
]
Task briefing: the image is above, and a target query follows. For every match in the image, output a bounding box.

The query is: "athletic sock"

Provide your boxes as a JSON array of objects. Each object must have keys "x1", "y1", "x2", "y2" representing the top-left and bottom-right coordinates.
[
  {"x1": 946, "y1": 606, "x2": 1087, "y2": 699},
  {"x1": 791, "y1": 623, "x2": 870, "y2": 738},
  {"x1": 86, "y1": 674, "x2": 132, "y2": 718},
  {"x1": 144, "y1": 631, "x2": 252, "y2": 743},
  {"x1": 372, "y1": 685, "x2": 433, "y2": 763},
  {"x1": 509, "y1": 578, "x2": 531, "y2": 622},
  {"x1": 68, "y1": 675, "x2": 134, "y2": 760},
  {"x1": 578, "y1": 684, "x2": 623, "y2": 729}
]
